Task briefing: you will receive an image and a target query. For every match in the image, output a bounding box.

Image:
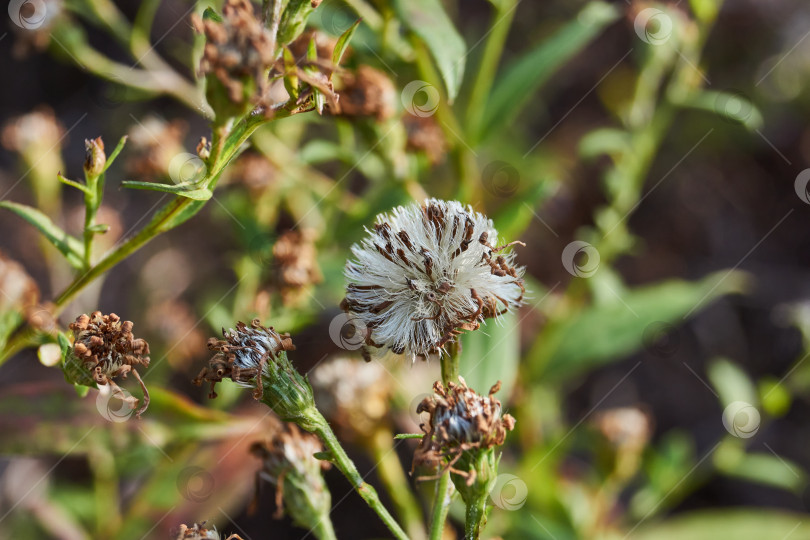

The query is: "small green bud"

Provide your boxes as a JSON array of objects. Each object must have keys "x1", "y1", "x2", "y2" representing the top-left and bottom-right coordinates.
[{"x1": 83, "y1": 137, "x2": 106, "y2": 177}]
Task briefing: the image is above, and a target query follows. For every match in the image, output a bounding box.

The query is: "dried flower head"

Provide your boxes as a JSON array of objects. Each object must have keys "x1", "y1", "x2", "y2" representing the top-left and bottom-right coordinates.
[
  {"x1": 68, "y1": 312, "x2": 151, "y2": 417},
  {"x1": 193, "y1": 319, "x2": 295, "y2": 400},
  {"x1": 342, "y1": 199, "x2": 525, "y2": 361},
  {"x1": 310, "y1": 356, "x2": 390, "y2": 441},
  {"x1": 404, "y1": 115, "x2": 446, "y2": 164},
  {"x1": 172, "y1": 522, "x2": 243, "y2": 540},
  {"x1": 0, "y1": 251, "x2": 40, "y2": 323},
  {"x1": 194, "y1": 320, "x2": 318, "y2": 427},
  {"x1": 249, "y1": 423, "x2": 331, "y2": 526},
  {"x1": 192, "y1": 0, "x2": 275, "y2": 106},
  {"x1": 1, "y1": 107, "x2": 64, "y2": 155},
  {"x1": 595, "y1": 406, "x2": 652, "y2": 451},
  {"x1": 414, "y1": 377, "x2": 515, "y2": 485},
  {"x1": 228, "y1": 152, "x2": 277, "y2": 194},
  {"x1": 126, "y1": 116, "x2": 187, "y2": 179},
  {"x1": 332, "y1": 66, "x2": 396, "y2": 121},
  {"x1": 272, "y1": 229, "x2": 322, "y2": 305}
]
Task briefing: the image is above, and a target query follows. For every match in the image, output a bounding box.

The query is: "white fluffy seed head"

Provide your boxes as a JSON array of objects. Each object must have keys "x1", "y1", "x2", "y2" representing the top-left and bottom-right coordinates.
[{"x1": 342, "y1": 199, "x2": 525, "y2": 361}]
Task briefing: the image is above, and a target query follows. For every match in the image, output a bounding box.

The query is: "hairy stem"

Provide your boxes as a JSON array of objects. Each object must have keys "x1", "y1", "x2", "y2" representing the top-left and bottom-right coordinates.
[
  {"x1": 428, "y1": 472, "x2": 452, "y2": 540},
  {"x1": 464, "y1": 492, "x2": 487, "y2": 540},
  {"x1": 311, "y1": 416, "x2": 409, "y2": 540},
  {"x1": 369, "y1": 429, "x2": 427, "y2": 540}
]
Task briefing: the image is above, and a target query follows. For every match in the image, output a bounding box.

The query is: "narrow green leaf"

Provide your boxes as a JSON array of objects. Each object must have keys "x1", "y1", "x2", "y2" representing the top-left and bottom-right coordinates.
[
  {"x1": 632, "y1": 510, "x2": 810, "y2": 540},
  {"x1": 0, "y1": 201, "x2": 85, "y2": 269},
  {"x1": 459, "y1": 310, "x2": 520, "y2": 401},
  {"x1": 579, "y1": 127, "x2": 632, "y2": 159},
  {"x1": 715, "y1": 444, "x2": 806, "y2": 494},
  {"x1": 57, "y1": 173, "x2": 91, "y2": 194},
  {"x1": 202, "y1": 6, "x2": 223, "y2": 23},
  {"x1": 103, "y1": 135, "x2": 128, "y2": 172},
  {"x1": 120, "y1": 180, "x2": 213, "y2": 201},
  {"x1": 86, "y1": 223, "x2": 110, "y2": 233},
  {"x1": 332, "y1": 19, "x2": 362, "y2": 67},
  {"x1": 706, "y1": 357, "x2": 758, "y2": 409},
  {"x1": 481, "y1": 1, "x2": 620, "y2": 141},
  {"x1": 675, "y1": 90, "x2": 764, "y2": 131},
  {"x1": 394, "y1": 433, "x2": 424, "y2": 440},
  {"x1": 533, "y1": 270, "x2": 751, "y2": 381},
  {"x1": 394, "y1": 0, "x2": 466, "y2": 101}
]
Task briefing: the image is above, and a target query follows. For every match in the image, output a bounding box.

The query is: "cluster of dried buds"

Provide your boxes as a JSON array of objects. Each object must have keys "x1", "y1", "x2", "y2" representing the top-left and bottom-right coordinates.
[
  {"x1": 272, "y1": 229, "x2": 323, "y2": 306},
  {"x1": 192, "y1": 0, "x2": 275, "y2": 109},
  {"x1": 172, "y1": 522, "x2": 242, "y2": 540},
  {"x1": 342, "y1": 199, "x2": 525, "y2": 361},
  {"x1": 310, "y1": 356, "x2": 391, "y2": 442},
  {"x1": 68, "y1": 312, "x2": 151, "y2": 417},
  {"x1": 414, "y1": 377, "x2": 515, "y2": 485},
  {"x1": 249, "y1": 423, "x2": 332, "y2": 530},
  {"x1": 331, "y1": 66, "x2": 396, "y2": 121}
]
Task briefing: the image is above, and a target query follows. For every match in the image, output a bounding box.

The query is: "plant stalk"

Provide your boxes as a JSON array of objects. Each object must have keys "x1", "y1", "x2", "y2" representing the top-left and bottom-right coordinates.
[
  {"x1": 428, "y1": 472, "x2": 452, "y2": 540},
  {"x1": 311, "y1": 416, "x2": 409, "y2": 540},
  {"x1": 369, "y1": 429, "x2": 427, "y2": 540}
]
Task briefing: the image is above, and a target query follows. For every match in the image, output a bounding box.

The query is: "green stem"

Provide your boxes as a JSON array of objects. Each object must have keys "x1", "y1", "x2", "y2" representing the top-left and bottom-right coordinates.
[
  {"x1": 0, "y1": 114, "x2": 269, "y2": 364},
  {"x1": 369, "y1": 429, "x2": 427, "y2": 540},
  {"x1": 311, "y1": 516, "x2": 337, "y2": 540},
  {"x1": 428, "y1": 472, "x2": 452, "y2": 540},
  {"x1": 465, "y1": 0, "x2": 517, "y2": 142},
  {"x1": 464, "y1": 491, "x2": 488, "y2": 540},
  {"x1": 311, "y1": 416, "x2": 409, "y2": 540},
  {"x1": 441, "y1": 339, "x2": 461, "y2": 385}
]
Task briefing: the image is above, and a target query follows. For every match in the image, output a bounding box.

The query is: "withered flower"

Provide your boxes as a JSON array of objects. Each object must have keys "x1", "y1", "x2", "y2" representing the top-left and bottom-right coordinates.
[
  {"x1": 193, "y1": 320, "x2": 318, "y2": 427},
  {"x1": 67, "y1": 312, "x2": 151, "y2": 417},
  {"x1": 310, "y1": 356, "x2": 390, "y2": 442},
  {"x1": 415, "y1": 377, "x2": 515, "y2": 538},
  {"x1": 342, "y1": 199, "x2": 525, "y2": 362},
  {"x1": 192, "y1": 0, "x2": 275, "y2": 108},
  {"x1": 249, "y1": 423, "x2": 332, "y2": 536},
  {"x1": 414, "y1": 377, "x2": 515, "y2": 484},
  {"x1": 594, "y1": 406, "x2": 652, "y2": 481},
  {"x1": 193, "y1": 319, "x2": 294, "y2": 399},
  {"x1": 126, "y1": 116, "x2": 188, "y2": 179},
  {"x1": 227, "y1": 152, "x2": 277, "y2": 194},
  {"x1": 332, "y1": 66, "x2": 396, "y2": 121},
  {"x1": 172, "y1": 522, "x2": 243, "y2": 540},
  {"x1": 404, "y1": 115, "x2": 446, "y2": 165},
  {"x1": 1, "y1": 106, "x2": 64, "y2": 155},
  {"x1": 272, "y1": 229, "x2": 322, "y2": 305},
  {"x1": 0, "y1": 251, "x2": 40, "y2": 325}
]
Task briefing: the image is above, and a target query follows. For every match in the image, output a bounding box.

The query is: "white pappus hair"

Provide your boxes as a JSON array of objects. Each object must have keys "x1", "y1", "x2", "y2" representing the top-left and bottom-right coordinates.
[{"x1": 342, "y1": 199, "x2": 525, "y2": 361}]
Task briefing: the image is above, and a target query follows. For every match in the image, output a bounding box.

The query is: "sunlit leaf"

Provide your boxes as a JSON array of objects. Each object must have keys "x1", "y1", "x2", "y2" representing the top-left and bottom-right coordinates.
[
  {"x1": 459, "y1": 311, "x2": 520, "y2": 401},
  {"x1": 533, "y1": 270, "x2": 751, "y2": 381},
  {"x1": 0, "y1": 201, "x2": 85, "y2": 269},
  {"x1": 632, "y1": 510, "x2": 810, "y2": 540},
  {"x1": 394, "y1": 0, "x2": 466, "y2": 101},
  {"x1": 120, "y1": 180, "x2": 213, "y2": 201},
  {"x1": 480, "y1": 1, "x2": 620, "y2": 141}
]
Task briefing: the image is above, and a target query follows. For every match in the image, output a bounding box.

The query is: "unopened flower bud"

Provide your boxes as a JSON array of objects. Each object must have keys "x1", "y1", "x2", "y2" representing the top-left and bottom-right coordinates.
[{"x1": 84, "y1": 137, "x2": 106, "y2": 177}]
